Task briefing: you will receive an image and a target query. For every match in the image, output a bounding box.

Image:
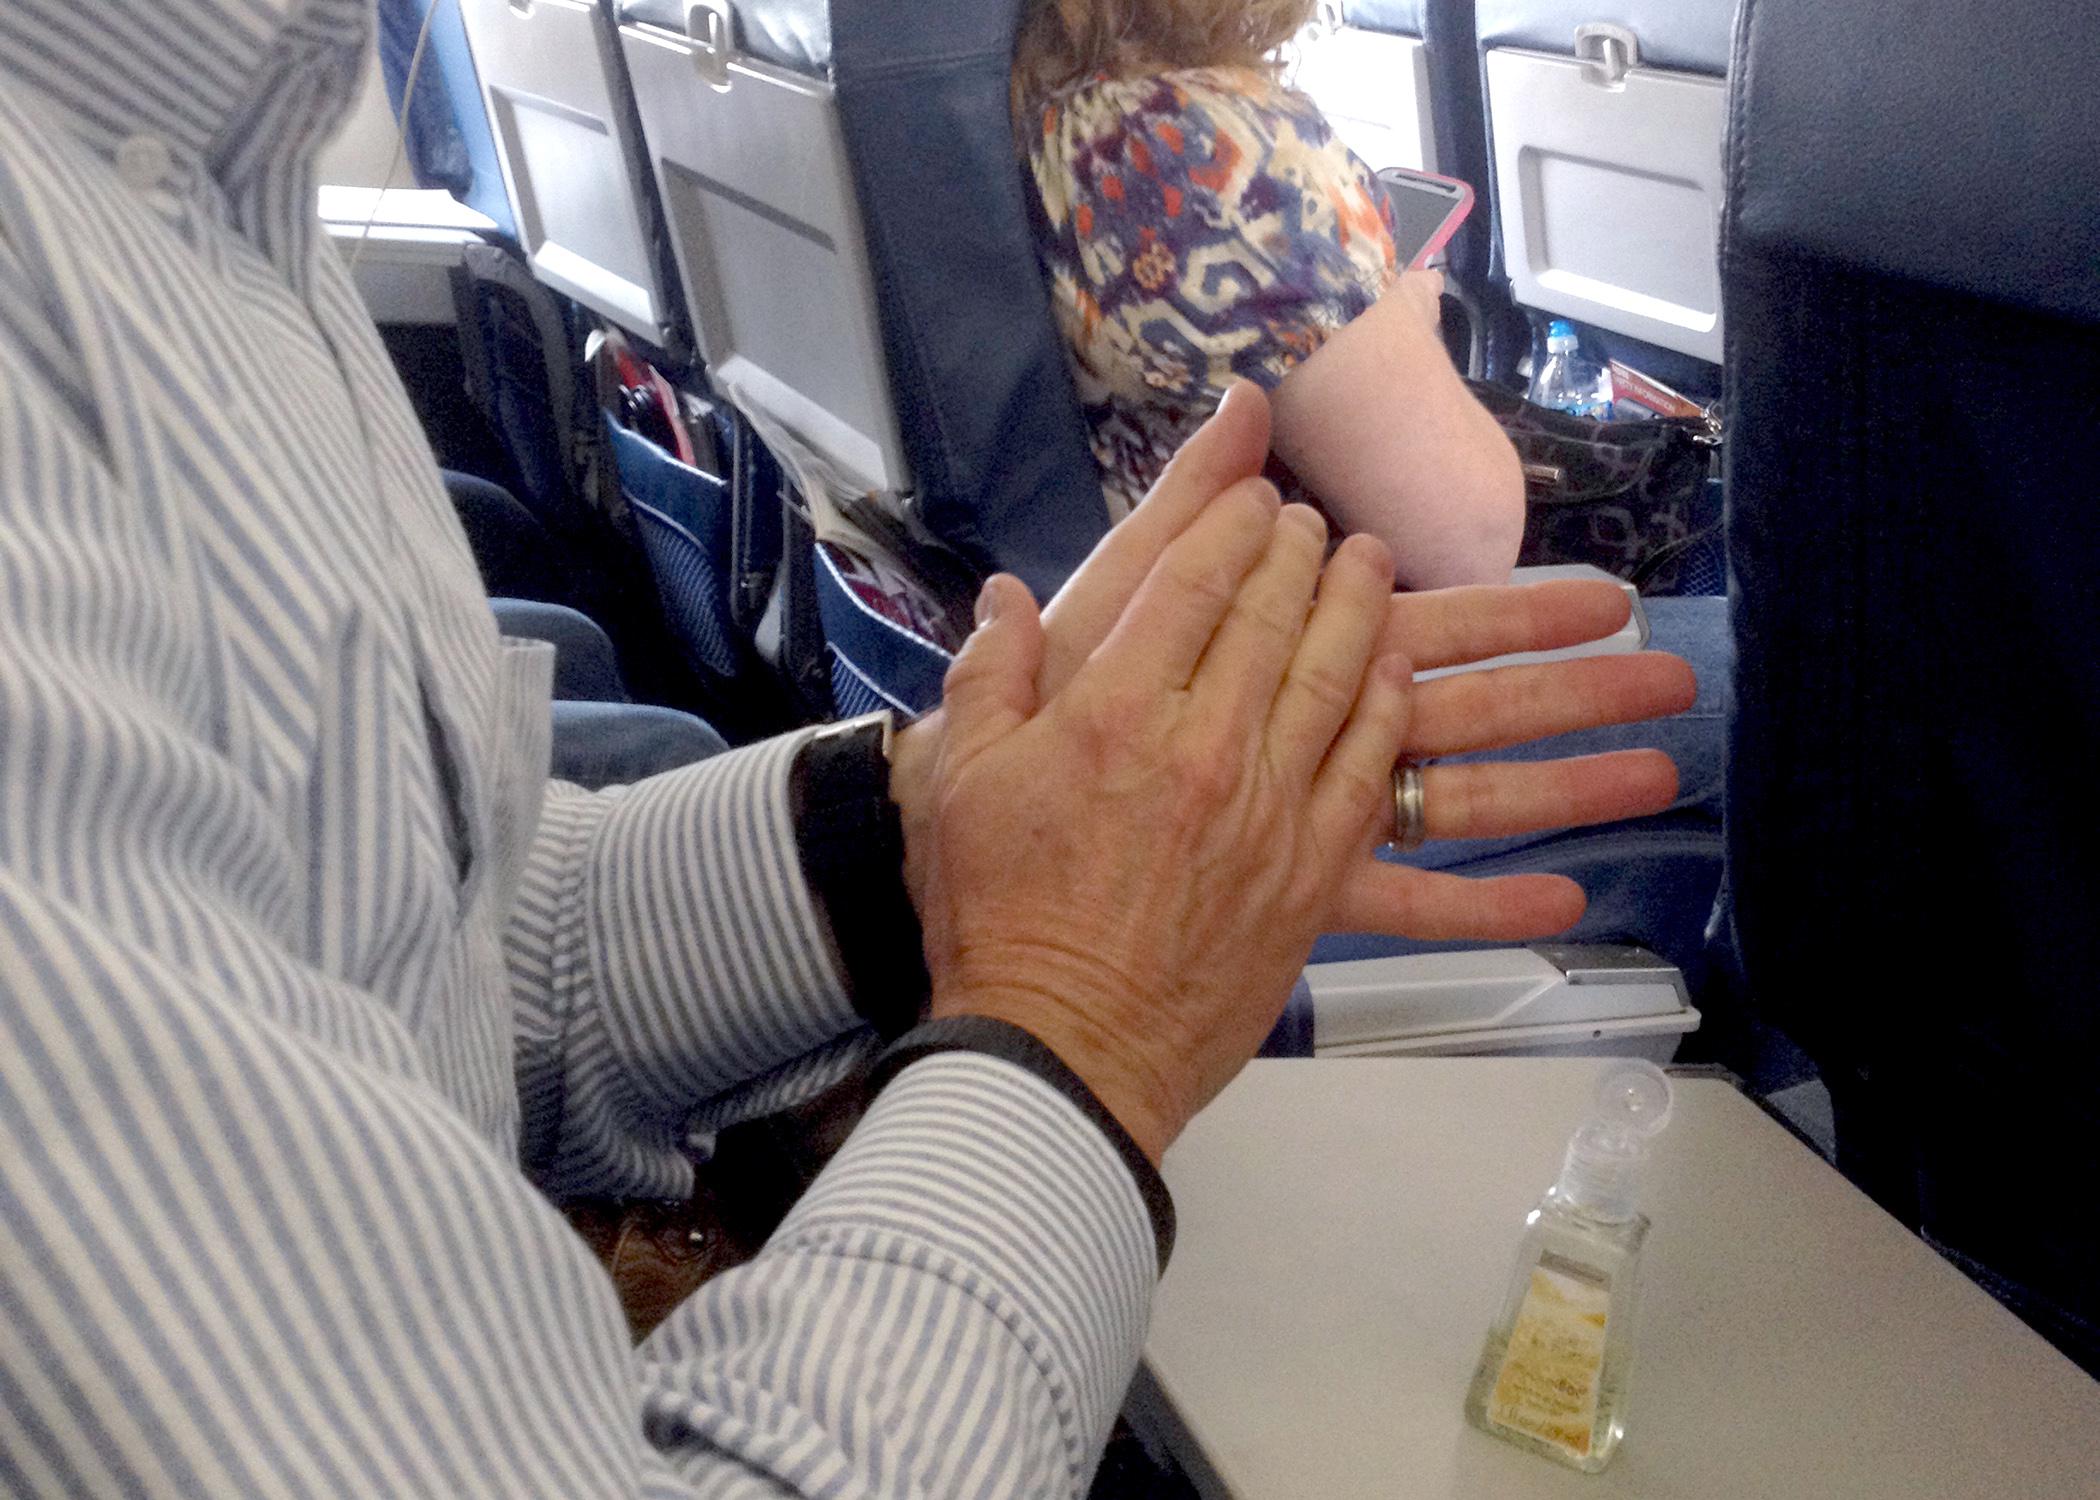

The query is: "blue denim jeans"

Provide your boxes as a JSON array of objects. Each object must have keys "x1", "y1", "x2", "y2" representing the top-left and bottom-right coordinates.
[
  {"x1": 493, "y1": 596, "x2": 731, "y2": 789},
  {"x1": 1310, "y1": 594, "x2": 1731, "y2": 977},
  {"x1": 547, "y1": 701, "x2": 729, "y2": 790}
]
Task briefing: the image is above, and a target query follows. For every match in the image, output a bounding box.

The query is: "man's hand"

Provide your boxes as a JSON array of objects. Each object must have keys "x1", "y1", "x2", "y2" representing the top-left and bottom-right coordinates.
[
  {"x1": 892, "y1": 382, "x2": 1694, "y2": 945},
  {"x1": 911, "y1": 486, "x2": 1409, "y2": 1163}
]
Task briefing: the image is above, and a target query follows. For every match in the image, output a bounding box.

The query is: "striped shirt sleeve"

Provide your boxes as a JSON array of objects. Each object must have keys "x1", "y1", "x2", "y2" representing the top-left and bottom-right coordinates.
[
  {"x1": 0, "y1": 869, "x2": 1152, "y2": 1500},
  {"x1": 0, "y1": 338, "x2": 1154, "y2": 1497},
  {"x1": 641, "y1": 1053, "x2": 1158, "y2": 1497},
  {"x1": 508, "y1": 737, "x2": 867, "y2": 1201},
  {"x1": 2, "y1": 1, "x2": 1162, "y2": 1482}
]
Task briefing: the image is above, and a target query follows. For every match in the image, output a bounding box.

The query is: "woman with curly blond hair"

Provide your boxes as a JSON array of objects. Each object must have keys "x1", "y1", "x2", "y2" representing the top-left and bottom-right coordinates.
[{"x1": 1015, "y1": 0, "x2": 1525, "y2": 589}]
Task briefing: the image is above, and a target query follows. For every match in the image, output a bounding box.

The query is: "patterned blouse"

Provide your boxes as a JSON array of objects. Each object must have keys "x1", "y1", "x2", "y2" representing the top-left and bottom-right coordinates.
[{"x1": 1028, "y1": 67, "x2": 1399, "y2": 520}]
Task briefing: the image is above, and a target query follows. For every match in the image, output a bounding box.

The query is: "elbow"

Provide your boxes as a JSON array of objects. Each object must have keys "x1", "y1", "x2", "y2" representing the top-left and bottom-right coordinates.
[
  {"x1": 1395, "y1": 424, "x2": 1527, "y2": 591},
  {"x1": 1477, "y1": 432, "x2": 1527, "y2": 580}
]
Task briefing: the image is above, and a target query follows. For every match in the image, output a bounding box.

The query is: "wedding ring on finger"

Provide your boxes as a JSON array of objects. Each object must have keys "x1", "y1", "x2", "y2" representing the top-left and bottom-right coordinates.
[{"x1": 1389, "y1": 761, "x2": 1429, "y2": 853}]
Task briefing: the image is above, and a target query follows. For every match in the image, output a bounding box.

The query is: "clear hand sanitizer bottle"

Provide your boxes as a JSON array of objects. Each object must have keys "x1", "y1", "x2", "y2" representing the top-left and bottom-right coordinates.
[{"x1": 1463, "y1": 1060, "x2": 1674, "y2": 1472}]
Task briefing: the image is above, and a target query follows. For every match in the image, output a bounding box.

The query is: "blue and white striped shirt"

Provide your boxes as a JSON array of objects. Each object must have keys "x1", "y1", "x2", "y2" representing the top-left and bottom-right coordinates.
[{"x1": 0, "y1": 2, "x2": 1155, "y2": 1494}]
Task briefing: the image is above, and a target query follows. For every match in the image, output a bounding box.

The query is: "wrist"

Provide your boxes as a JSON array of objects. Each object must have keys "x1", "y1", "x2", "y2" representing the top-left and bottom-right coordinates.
[
  {"x1": 791, "y1": 713, "x2": 926, "y2": 1036},
  {"x1": 929, "y1": 979, "x2": 1181, "y2": 1166},
  {"x1": 887, "y1": 713, "x2": 941, "y2": 910}
]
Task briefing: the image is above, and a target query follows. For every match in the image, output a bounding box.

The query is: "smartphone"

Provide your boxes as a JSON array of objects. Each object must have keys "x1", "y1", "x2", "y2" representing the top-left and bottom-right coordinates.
[{"x1": 1376, "y1": 166, "x2": 1475, "y2": 270}]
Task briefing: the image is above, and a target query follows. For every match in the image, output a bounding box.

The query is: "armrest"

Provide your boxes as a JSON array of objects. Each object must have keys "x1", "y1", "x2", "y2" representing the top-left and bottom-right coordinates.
[
  {"x1": 1416, "y1": 564, "x2": 1648, "y2": 682},
  {"x1": 319, "y1": 186, "x2": 496, "y2": 324},
  {"x1": 1302, "y1": 944, "x2": 1697, "y2": 1061}
]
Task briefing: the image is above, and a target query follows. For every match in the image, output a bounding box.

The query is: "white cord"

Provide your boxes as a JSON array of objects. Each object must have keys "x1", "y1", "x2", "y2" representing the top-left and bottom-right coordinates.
[{"x1": 348, "y1": 0, "x2": 446, "y2": 276}]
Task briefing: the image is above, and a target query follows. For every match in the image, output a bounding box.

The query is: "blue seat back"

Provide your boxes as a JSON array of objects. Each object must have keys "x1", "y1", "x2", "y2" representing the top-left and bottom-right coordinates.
[
  {"x1": 1723, "y1": 0, "x2": 2100, "y2": 1365},
  {"x1": 832, "y1": 0, "x2": 1110, "y2": 595}
]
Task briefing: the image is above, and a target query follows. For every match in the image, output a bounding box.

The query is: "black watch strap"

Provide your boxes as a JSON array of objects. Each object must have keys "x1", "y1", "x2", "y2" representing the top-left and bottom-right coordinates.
[
  {"x1": 869, "y1": 1016, "x2": 1176, "y2": 1274},
  {"x1": 790, "y1": 715, "x2": 927, "y2": 1038}
]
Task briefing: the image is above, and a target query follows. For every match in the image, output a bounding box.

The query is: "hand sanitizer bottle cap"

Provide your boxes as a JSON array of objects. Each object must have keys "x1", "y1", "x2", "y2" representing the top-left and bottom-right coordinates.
[{"x1": 1556, "y1": 1060, "x2": 1674, "y2": 1221}]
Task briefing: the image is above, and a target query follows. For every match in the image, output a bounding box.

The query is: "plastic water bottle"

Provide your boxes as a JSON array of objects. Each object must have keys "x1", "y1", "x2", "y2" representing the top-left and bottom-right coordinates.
[{"x1": 1531, "y1": 320, "x2": 1614, "y2": 420}]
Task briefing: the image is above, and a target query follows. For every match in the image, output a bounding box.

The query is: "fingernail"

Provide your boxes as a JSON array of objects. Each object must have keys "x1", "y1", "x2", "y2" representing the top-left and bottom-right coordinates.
[
  {"x1": 1282, "y1": 504, "x2": 1327, "y2": 541},
  {"x1": 974, "y1": 577, "x2": 1003, "y2": 627}
]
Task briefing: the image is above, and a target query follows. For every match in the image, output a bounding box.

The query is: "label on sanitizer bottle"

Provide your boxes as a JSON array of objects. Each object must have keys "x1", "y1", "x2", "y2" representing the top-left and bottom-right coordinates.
[{"x1": 1485, "y1": 1253, "x2": 1611, "y2": 1460}]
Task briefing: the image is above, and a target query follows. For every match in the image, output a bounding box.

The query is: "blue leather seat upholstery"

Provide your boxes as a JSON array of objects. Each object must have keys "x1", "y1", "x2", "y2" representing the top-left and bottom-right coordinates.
[
  {"x1": 826, "y1": 0, "x2": 1109, "y2": 596},
  {"x1": 1723, "y1": 0, "x2": 2100, "y2": 1370}
]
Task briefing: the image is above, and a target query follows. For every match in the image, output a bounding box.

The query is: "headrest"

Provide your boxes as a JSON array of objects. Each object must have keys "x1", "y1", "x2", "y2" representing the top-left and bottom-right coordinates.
[
  {"x1": 620, "y1": 0, "x2": 832, "y2": 77},
  {"x1": 1476, "y1": 0, "x2": 1737, "y2": 76},
  {"x1": 1727, "y1": 0, "x2": 2100, "y2": 325},
  {"x1": 1340, "y1": 0, "x2": 1427, "y2": 37}
]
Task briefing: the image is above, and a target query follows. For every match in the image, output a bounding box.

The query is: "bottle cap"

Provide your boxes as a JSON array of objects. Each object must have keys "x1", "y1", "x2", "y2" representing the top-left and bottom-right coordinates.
[
  {"x1": 1546, "y1": 319, "x2": 1578, "y2": 351},
  {"x1": 1554, "y1": 1060, "x2": 1673, "y2": 1221}
]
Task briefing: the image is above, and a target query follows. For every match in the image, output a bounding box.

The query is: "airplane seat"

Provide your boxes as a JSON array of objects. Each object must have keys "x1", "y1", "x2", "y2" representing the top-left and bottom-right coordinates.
[
  {"x1": 454, "y1": 0, "x2": 685, "y2": 350},
  {"x1": 1724, "y1": 0, "x2": 2100, "y2": 1370},
  {"x1": 491, "y1": 598, "x2": 734, "y2": 787},
  {"x1": 613, "y1": 0, "x2": 904, "y2": 529},
  {"x1": 615, "y1": 0, "x2": 1107, "y2": 607},
  {"x1": 1475, "y1": 0, "x2": 1736, "y2": 377},
  {"x1": 621, "y1": 0, "x2": 826, "y2": 72},
  {"x1": 491, "y1": 599, "x2": 633, "y2": 703}
]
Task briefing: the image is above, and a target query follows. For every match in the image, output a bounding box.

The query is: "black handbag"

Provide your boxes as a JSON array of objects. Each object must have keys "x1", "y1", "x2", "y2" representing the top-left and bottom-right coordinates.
[{"x1": 1467, "y1": 379, "x2": 1721, "y2": 593}]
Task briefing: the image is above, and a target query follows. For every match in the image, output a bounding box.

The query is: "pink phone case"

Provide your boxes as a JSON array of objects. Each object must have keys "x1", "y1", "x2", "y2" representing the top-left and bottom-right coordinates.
[{"x1": 1382, "y1": 167, "x2": 1475, "y2": 270}]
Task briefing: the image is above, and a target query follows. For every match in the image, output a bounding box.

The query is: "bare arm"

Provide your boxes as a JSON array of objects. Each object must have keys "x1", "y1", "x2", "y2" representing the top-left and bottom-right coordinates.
[{"x1": 1268, "y1": 271, "x2": 1527, "y2": 590}]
